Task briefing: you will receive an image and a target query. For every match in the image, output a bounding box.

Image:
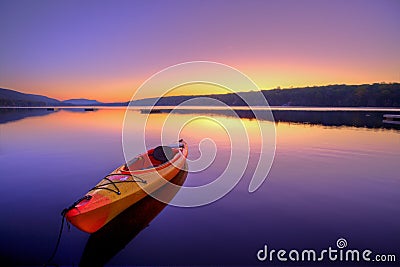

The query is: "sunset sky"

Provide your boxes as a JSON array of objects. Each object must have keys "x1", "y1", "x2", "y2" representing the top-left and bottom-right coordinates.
[{"x1": 0, "y1": 0, "x2": 399, "y2": 102}]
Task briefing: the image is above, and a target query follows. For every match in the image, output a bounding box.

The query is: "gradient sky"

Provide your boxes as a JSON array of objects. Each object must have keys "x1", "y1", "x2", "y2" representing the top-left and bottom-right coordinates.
[{"x1": 0, "y1": 0, "x2": 399, "y2": 102}]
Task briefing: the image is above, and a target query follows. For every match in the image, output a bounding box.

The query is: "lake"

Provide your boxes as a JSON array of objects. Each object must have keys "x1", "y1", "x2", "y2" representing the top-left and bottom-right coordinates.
[{"x1": 0, "y1": 107, "x2": 399, "y2": 266}]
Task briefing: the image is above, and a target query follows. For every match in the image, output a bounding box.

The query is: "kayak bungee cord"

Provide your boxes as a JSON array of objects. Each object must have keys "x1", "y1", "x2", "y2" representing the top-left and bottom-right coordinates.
[
  {"x1": 89, "y1": 173, "x2": 147, "y2": 195},
  {"x1": 45, "y1": 173, "x2": 146, "y2": 265},
  {"x1": 45, "y1": 195, "x2": 90, "y2": 266}
]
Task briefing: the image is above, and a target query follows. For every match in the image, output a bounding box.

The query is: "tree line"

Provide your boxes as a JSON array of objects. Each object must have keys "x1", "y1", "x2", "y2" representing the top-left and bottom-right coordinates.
[
  {"x1": 262, "y1": 83, "x2": 400, "y2": 107},
  {"x1": 151, "y1": 83, "x2": 400, "y2": 107}
]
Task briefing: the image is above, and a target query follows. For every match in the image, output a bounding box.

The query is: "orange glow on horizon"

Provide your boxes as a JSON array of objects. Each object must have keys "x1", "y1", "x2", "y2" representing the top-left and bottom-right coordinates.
[{"x1": 2, "y1": 60, "x2": 399, "y2": 103}]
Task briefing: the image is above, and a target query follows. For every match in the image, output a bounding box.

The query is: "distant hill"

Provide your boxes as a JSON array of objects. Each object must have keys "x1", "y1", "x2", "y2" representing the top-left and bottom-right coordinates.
[
  {"x1": 0, "y1": 87, "x2": 128, "y2": 107},
  {"x1": 129, "y1": 97, "x2": 160, "y2": 106},
  {"x1": 1, "y1": 83, "x2": 399, "y2": 107},
  {"x1": 62, "y1": 98, "x2": 102, "y2": 106},
  {"x1": 100, "y1": 101, "x2": 130, "y2": 106},
  {"x1": 130, "y1": 83, "x2": 400, "y2": 107},
  {"x1": 262, "y1": 83, "x2": 400, "y2": 107},
  {"x1": 0, "y1": 88, "x2": 105, "y2": 107},
  {"x1": 0, "y1": 88, "x2": 61, "y2": 106}
]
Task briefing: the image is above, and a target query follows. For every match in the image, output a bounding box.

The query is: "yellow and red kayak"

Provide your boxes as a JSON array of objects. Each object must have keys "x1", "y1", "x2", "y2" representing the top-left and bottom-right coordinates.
[{"x1": 64, "y1": 140, "x2": 188, "y2": 233}]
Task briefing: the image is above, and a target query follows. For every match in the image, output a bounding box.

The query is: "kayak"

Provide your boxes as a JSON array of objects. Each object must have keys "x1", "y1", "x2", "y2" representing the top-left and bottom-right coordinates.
[{"x1": 64, "y1": 140, "x2": 188, "y2": 233}]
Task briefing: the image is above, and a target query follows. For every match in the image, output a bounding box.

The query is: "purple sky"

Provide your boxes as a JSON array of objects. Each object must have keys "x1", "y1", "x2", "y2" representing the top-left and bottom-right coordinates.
[{"x1": 0, "y1": 0, "x2": 399, "y2": 101}]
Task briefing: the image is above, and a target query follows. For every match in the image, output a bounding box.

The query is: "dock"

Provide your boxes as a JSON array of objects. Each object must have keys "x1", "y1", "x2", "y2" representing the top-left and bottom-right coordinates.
[{"x1": 383, "y1": 114, "x2": 400, "y2": 125}]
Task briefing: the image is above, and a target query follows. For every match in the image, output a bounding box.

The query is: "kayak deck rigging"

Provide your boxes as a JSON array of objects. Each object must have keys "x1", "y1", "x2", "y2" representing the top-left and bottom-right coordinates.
[{"x1": 89, "y1": 173, "x2": 147, "y2": 195}]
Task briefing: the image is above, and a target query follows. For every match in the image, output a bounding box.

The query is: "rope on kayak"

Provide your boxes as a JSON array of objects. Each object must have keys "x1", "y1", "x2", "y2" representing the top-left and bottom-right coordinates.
[
  {"x1": 45, "y1": 195, "x2": 91, "y2": 266},
  {"x1": 89, "y1": 173, "x2": 147, "y2": 195},
  {"x1": 94, "y1": 177, "x2": 121, "y2": 195},
  {"x1": 44, "y1": 214, "x2": 66, "y2": 266}
]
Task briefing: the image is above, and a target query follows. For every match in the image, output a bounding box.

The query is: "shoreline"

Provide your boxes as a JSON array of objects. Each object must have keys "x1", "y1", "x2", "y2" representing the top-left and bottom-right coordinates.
[{"x1": 1, "y1": 106, "x2": 400, "y2": 112}]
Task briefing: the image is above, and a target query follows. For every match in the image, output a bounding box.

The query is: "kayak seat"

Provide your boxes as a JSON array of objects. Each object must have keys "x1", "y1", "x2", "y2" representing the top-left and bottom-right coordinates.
[{"x1": 151, "y1": 146, "x2": 174, "y2": 165}]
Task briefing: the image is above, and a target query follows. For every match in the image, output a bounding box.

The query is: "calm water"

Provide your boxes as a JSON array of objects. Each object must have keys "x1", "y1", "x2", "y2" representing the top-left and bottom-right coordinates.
[{"x1": 0, "y1": 108, "x2": 399, "y2": 266}]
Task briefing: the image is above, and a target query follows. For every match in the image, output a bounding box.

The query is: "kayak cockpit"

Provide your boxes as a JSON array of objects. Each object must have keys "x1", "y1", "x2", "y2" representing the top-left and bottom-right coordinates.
[{"x1": 120, "y1": 145, "x2": 181, "y2": 173}]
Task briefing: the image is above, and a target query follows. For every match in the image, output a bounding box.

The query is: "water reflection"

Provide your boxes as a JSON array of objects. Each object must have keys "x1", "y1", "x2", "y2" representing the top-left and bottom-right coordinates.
[
  {"x1": 0, "y1": 107, "x2": 58, "y2": 124},
  {"x1": 151, "y1": 109, "x2": 400, "y2": 130},
  {"x1": 0, "y1": 107, "x2": 102, "y2": 124},
  {"x1": 0, "y1": 108, "x2": 399, "y2": 265},
  {"x1": 273, "y1": 110, "x2": 400, "y2": 129},
  {"x1": 1, "y1": 107, "x2": 400, "y2": 130},
  {"x1": 79, "y1": 167, "x2": 188, "y2": 267}
]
